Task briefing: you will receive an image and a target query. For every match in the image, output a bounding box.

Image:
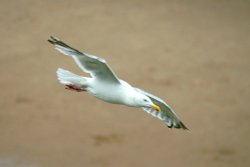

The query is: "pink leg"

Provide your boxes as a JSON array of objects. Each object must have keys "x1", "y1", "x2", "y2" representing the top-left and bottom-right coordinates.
[{"x1": 65, "y1": 84, "x2": 86, "y2": 92}]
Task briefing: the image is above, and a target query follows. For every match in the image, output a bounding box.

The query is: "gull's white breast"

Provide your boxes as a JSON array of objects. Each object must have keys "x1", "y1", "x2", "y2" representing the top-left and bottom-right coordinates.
[{"x1": 87, "y1": 79, "x2": 133, "y2": 105}]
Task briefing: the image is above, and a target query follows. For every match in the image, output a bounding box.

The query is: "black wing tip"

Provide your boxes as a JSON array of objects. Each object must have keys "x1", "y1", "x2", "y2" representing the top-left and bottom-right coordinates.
[
  {"x1": 47, "y1": 36, "x2": 82, "y2": 54},
  {"x1": 47, "y1": 36, "x2": 68, "y2": 48},
  {"x1": 179, "y1": 121, "x2": 190, "y2": 131},
  {"x1": 166, "y1": 121, "x2": 190, "y2": 131},
  {"x1": 48, "y1": 39, "x2": 54, "y2": 44},
  {"x1": 50, "y1": 36, "x2": 61, "y2": 42},
  {"x1": 48, "y1": 36, "x2": 60, "y2": 44},
  {"x1": 50, "y1": 36, "x2": 56, "y2": 39}
]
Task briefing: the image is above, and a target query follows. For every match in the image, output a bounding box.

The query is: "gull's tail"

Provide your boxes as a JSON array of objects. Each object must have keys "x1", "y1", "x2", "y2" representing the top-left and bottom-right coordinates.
[{"x1": 56, "y1": 68, "x2": 88, "y2": 87}]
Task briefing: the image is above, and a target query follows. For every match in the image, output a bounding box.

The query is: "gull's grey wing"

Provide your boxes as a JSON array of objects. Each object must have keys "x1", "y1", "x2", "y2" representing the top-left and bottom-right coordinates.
[
  {"x1": 48, "y1": 36, "x2": 120, "y2": 84},
  {"x1": 134, "y1": 87, "x2": 189, "y2": 130}
]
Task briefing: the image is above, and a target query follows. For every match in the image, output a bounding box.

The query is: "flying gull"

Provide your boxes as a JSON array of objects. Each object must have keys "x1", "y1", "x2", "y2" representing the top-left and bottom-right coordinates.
[{"x1": 48, "y1": 36, "x2": 188, "y2": 130}]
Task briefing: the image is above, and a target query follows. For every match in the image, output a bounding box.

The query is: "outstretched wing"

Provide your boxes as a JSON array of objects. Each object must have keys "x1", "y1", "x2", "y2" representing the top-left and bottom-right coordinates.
[
  {"x1": 134, "y1": 88, "x2": 189, "y2": 130},
  {"x1": 48, "y1": 36, "x2": 120, "y2": 84}
]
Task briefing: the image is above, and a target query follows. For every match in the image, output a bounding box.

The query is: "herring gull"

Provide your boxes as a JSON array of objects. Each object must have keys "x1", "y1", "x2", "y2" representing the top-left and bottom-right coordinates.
[{"x1": 48, "y1": 36, "x2": 188, "y2": 130}]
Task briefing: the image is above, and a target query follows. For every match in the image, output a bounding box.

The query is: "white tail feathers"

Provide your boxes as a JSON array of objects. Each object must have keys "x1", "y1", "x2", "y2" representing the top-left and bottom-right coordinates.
[{"x1": 57, "y1": 68, "x2": 87, "y2": 86}]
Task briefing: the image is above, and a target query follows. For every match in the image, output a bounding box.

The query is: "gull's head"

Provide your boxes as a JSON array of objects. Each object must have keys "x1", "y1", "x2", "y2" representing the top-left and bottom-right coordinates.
[{"x1": 135, "y1": 94, "x2": 161, "y2": 111}]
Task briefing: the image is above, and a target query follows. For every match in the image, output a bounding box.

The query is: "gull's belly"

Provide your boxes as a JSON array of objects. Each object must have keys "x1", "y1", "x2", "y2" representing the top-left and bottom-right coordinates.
[{"x1": 88, "y1": 83, "x2": 126, "y2": 104}]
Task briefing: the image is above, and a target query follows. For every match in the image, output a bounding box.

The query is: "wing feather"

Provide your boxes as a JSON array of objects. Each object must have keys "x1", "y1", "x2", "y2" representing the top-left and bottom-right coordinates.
[
  {"x1": 134, "y1": 88, "x2": 189, "y2": 130},
  {"x1": 48, "y1": 36, "x2": 120, "y2": 84}
]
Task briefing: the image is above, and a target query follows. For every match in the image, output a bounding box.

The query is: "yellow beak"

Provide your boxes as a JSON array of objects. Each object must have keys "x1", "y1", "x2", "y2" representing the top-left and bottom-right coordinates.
[{"x1": 151, "y1": 104, "x2": 161, "y2": 111}]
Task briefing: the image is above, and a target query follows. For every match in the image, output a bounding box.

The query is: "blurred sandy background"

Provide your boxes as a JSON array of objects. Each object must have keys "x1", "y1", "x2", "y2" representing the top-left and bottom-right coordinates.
[{"x1": 0, "y1": 0, "x2": 250, "y2": 167}]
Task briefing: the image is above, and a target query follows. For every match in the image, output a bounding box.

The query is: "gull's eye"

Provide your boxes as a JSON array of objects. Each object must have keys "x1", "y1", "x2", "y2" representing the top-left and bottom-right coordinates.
[{"x1": 143, "y1": 99, "x2": 148, "y2": 102}]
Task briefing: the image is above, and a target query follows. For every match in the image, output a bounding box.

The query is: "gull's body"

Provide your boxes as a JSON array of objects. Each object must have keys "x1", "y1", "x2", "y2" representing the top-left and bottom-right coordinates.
[
  {"x1": 87, "y1": 78, "x2": 141, "y2": 106},
  {"x1": 49, "y1": 36, "x2": 188, "y2": 130}
]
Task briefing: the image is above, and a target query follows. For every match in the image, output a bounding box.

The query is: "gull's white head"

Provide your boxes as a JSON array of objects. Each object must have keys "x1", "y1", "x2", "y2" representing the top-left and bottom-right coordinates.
[{"x1": 134, "y1": 93, "x2": 161, "y2": 111}]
